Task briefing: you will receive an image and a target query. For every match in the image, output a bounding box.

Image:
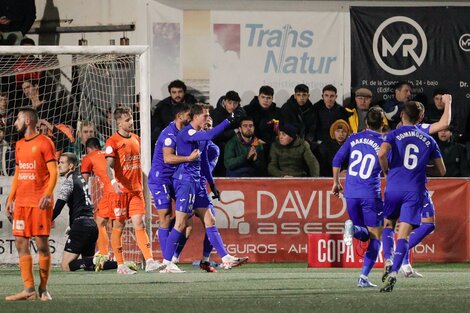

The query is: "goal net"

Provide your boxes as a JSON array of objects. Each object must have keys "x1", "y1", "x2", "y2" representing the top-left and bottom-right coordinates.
[{"x1": 0, "y1": 45, "x2": 155, "y2": 266}]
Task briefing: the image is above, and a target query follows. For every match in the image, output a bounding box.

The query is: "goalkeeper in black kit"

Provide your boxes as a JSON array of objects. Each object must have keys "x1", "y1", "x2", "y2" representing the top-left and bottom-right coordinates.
[{"x1": 53, "y1": 152, "x2": 117, "y2": 272}]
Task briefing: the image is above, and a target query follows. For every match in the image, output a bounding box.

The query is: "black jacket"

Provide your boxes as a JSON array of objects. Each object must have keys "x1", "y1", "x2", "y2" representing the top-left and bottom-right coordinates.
[
  {"x1": 243, "y1": 96, "x2": 281, "y2": 149},
  {"x1": 0, "y1": 0, "x2": 36, "y2": 35},
  {"x1": 280, "y1": 95, "x2": 316, "y2": 143},
  {"x1": 312, "y1": 100, "x2": 350, "y2": 143}
]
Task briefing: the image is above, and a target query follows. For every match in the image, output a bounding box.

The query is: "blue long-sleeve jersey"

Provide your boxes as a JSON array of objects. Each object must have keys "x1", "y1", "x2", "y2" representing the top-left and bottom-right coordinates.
[
  {"x1": 333, "y1": 129, "x2": 384, "y2": 199},
  {"x1": 385, "y1": 125, "x2": 441, "y2": 192},
  {"x1": 148, "y1": 121, "x2": 179, "y2": 185},
  {"x1": 173, "y1": 119, "x2": 230, "y2": 183}
]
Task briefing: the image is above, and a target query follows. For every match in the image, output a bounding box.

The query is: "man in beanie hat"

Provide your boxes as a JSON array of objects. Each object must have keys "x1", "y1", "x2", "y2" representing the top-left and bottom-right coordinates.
[
  {"x1": 318, "y1": 119, "x2": 351, "y2": 176},
  {"x1": 268, "y1": 123, "x2": 319, "y2": 177}
]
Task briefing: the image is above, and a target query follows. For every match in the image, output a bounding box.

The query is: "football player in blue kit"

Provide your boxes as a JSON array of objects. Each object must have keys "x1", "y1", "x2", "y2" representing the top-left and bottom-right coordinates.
[
  {"x1": 378, "y1": 101, "x2": 446, "y2": 292},
  {"x1": 332, "y1": 106, "x2": 385, "y2": 288},
  {"x1": 160, "y1": 103, "x2": 247, "y2": 273}
]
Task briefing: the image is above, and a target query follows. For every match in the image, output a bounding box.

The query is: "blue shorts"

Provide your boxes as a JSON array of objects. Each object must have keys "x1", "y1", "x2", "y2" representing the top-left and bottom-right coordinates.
[
  {"x1": 149, "y1": 181, "x2": 174, "y2": 210},
  {"x1": 346, "y1": 197, "x2": 383, "y2": 228},
  {"x1": 193, "y1": 183, "x2": 212, "y2": 210},
  {"x1": 383, "y1": 190, "x2": 423, "y2": 226},
  {"x1": 421, "y1": 190, "x2": 435, "y2": 218},
  {"x1": 173, "y1": 179, "x2": 195, "y2": 214}
]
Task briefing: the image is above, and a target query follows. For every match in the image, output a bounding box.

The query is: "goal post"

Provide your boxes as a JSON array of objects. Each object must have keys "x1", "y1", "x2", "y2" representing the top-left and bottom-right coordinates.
[{"x1": 0, "y1": 45, "x2": 153, "y2": 265}]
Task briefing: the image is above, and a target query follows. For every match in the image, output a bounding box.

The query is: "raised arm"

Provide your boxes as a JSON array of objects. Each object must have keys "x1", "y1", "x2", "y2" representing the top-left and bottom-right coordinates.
[{"x1": 429, "y1": 94, "x2": 452, "y2": 135}]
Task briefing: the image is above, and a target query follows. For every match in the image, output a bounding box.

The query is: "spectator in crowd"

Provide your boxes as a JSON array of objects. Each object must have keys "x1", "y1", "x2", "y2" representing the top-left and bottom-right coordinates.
[
  {"x1": 0, "y1": 91, "x2": 16, "y2": 143},
  {"x1": 0, "y1": 0, "x2": 36, "y2": 45},
  {"x1": 64, "y1": 121, "x2": 102, "y2": 159},
  {"x1": 280, "y1": 84, "x2": 316, "y2": 147},
  {"x1": 424, "y1": 88, "x2": 448, "y2": 125},
  {"x1": 38, "y1": 119, "x2": 75, "y2": 157},
  {"x1": 211, "y1": 90, "x2": 246, "y2": 176},
  {"x1": 318, "y1": 119, "x2": 351, "y2": 177},
  {"x1": 151, "y1": 80, "x2": 196, "y2": 150},
  {"x1": 346, "y1": 87, "x2": 385, "y2": 133},
  {"x1": 268, "y1": 123, "x2": 319, "y2": 177},
  {"x1": 20, "y1": 78, "x2": 59, "y2": 123},
  {"x1": 382, "y1": 81, "x2": 412, "y2": 129},
  {"x1": 0, "y1": 128, "x2": 14, "y2": 175},
  {"x1": 436, "y1": 128, "x2": 470, "y2": 177},
  {"x1": 312, "y1": 84, "x2": 350, "y2": 146},
  {"x1": 244, "y1": 85, "x2": 281, "y2": 157},
  {"x1": 224, "y1": 116, "x2": 266, "y2": 177}
]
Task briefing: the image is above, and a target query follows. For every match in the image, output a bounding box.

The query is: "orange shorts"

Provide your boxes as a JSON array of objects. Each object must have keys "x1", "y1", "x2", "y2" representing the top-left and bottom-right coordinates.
[
  {"x1": 95, "y1": 192, "x2": 112, "y2": 219},
  {"x1": 13, "y1": 206, "x2": 52, "y2": 237},
  {"x1": 108, "y1": 191, "x2": 146, "y2": 222}
]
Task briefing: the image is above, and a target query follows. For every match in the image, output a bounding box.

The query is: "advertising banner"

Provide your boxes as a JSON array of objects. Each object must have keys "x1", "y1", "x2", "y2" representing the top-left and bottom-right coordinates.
[
  {"x1": 1, "y1": 178, "x2": 468, "y2": 264},
  {"x1": 350, "y1": 7, "x2": 470, "y2": 135},
  {"x1": 211, "y1": 11, "x2": 346, "y2": 105},
  {"x1": 150, "y1": 178, "x2": 470, "y2": 264}
]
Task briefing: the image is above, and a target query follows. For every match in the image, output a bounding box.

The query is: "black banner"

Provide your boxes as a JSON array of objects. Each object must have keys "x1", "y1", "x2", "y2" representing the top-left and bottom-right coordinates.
[{"x1": 350, "y1": 7, "x2": 470, "y2": 138}]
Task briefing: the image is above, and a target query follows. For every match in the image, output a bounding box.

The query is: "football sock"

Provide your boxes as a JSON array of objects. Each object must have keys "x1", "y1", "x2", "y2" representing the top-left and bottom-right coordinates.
[
  {"x1": 202, "y1": 234, "x2": 213, "y2": 259},
  {"x1": 361, "y1": 238, "x2": 380, "y2": 277},
  {"x1": 353, "y1": 226, "x2": 370, "y2": 242},
  {"x1": 164, "y1": 229, "x2": 182, "y2": 262},
  {"x1": 38, "y1": 255, "x2": 51, "y2": 290},
  {"x1": 157, "y1": 227, "x2": 169, "y2": 258},
  {"x1": 19, "y1": 255, "x2": 34, "y2": 290},
  {"x1": 402, "y1": 222, "x2": 435, "y2": 265},
  {"x1": 135, "y1": 228, "x2": 153, "y2": 260},
  {"x1": 96, "y1": 225, "x2": 109, "y2": 255},
  {"x1": 382, "y1": 227, "x2": 395, "y2": 261},
  {"x1": 391, "y1": 239, "x2": 409, "y2": 273},
  {"x1": 206, "y1": 226, "x2": 228, "y2": 258},
  {"x1": 111, "y1": 228, "x2": 124, "y2": 265},
  {"x1": 173, "y1": 235, "x2": 188, "y2": 259}
]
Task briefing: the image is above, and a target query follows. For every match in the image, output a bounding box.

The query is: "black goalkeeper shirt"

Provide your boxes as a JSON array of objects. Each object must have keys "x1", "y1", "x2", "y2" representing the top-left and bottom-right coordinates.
[{"x1": 53, "y1": 169, "x2": 94, "y2": 226}]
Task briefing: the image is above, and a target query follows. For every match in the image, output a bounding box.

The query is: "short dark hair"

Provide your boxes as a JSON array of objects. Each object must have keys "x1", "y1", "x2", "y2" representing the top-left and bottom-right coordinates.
[
  {"x1": 190, "y1": 103, "x2": 210, "y2": 119},
  {"x1": 294, "y1": 84, "x2": 309, "y2": 93},
  {"x1": 172, "y1": 102, "x2": 191, "y2": 118},
  {"x1": 432, "y1": 88, "x2": 448, "y2": 97},
  {"x1": 259, "y1": 85, "x2": 274, "y2": 97},
  {"x1": 366, "y1": 106, "x2": 385, "y2": 131},
  {"x1": 114, "y1": 106, "x2": 132, "y2": 121},
  {"x1": 85, "y1": 137, "x2": 101, "y2": 150},
  {"x1": 395, "y1": 81, "x2": 413, "y2": 91},
  {"x1": 239, "y1": 116, "x2": 254, "y2": 125},
  {"x1": 60, "y1": 152, "x2": 79, "y2": 167},
  {"x1": 20, "y1": 37, "x2": 35, "y2": 46},
  {"x1": 322, "y1": 84, "x2": 337, "y2": 94},
  {"x1": 18, "y1": 107, "x2": 39, "y2": 123},
  {"x1": 403, "y1": 101, "x2": 421, "y2": 124},
  {"x1": 168, "y1": 80, "x2": 187, "y2": 93}
]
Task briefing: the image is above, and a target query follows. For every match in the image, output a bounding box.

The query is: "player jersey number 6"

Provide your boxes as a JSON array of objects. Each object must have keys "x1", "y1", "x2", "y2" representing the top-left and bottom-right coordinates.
[{"x1": 403, "y1": 144, "x2": 419, "y2": 170}]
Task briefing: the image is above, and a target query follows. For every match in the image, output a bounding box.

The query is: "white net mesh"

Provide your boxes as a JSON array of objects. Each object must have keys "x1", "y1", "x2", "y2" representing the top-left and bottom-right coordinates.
[{"x1": 0, "y1": 47, "x2": 149, "y2": 265}]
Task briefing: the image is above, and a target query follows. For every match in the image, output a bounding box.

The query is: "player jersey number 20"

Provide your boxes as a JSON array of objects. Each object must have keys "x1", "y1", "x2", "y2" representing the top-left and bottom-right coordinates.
[{"x1": 348, "y1": 150, "x2": 375, "y2": 179}]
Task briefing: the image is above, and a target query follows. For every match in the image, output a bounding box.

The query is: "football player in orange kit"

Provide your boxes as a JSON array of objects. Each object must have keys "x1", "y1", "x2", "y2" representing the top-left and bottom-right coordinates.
[
  {"x1": 105, "y1": 106, "x2": 163, "y2": 274},
  {"x1": 5, "y1": 107, "x2": 58, "y2": 301}
]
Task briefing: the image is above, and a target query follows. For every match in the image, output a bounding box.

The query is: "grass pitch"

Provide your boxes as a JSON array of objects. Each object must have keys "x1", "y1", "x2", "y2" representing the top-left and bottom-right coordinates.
[{"x1": 1, "y1": 263, "x2": 469, "y2": 313}]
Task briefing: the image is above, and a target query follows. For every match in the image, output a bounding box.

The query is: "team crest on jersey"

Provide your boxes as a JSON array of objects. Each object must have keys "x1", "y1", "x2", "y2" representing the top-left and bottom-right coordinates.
[
  {"x1": 164, "y1": 138, "x2": 172, "y2": 146},
  {"x1": 188, "y1": 129, "x2": 197, "y2": 136},
  {"x1": 105, "y1": 146, "x2": 113, "y2": 154}
]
